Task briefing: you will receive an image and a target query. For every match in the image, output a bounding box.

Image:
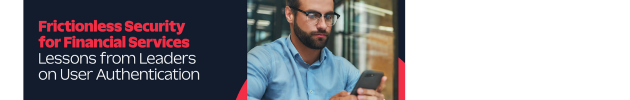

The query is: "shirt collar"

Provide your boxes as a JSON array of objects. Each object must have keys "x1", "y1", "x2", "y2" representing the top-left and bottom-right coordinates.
[
  {"x1": 286, "y1": 36, "x2": 300, "y2": 57},
  {"x1": 286, "y1": 36, "x2": 328, "y2": 64}
]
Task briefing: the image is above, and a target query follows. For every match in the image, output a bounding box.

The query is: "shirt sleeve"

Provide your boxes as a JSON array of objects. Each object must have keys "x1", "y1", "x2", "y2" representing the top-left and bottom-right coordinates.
[
  {"x1": 247, "y1": 48, "x2": 271, "y2": 100},
  {"x1": 342, "y1": 58, "x2": 361, "y2": 92}
]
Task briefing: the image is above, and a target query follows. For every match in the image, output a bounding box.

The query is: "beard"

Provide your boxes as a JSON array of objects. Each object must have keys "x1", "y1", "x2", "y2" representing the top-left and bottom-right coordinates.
[{"x1": 293, "y1": 21, "x2": 330, "y2": 49}]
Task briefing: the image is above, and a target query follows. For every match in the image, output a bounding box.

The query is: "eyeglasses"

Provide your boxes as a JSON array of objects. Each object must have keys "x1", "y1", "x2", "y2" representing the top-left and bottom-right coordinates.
[{"x1": 290, "y1": 6, "x2": 340, "y2": 27}]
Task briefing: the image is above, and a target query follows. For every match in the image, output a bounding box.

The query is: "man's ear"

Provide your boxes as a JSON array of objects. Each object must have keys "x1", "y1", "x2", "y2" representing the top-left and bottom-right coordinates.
[{"x1": 285, "y1": 6, "x2": 294, "y2": 24}]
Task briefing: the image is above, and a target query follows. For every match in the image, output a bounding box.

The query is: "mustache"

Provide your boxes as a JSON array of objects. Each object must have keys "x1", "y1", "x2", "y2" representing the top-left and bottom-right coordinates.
[{"x1": 309, "y1": 30, "x2": 329, "y2": 36}]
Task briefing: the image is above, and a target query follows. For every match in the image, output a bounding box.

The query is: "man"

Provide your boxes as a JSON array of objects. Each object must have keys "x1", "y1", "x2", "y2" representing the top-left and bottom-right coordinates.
[{"x1": 247, "y1": 0, "x2": 387, "y2": 100}]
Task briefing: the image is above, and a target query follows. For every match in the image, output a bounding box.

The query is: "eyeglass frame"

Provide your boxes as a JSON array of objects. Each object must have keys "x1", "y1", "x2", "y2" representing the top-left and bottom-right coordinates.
[{"x1": 289, "y1": 6, "x2": 341, "y2": 26}]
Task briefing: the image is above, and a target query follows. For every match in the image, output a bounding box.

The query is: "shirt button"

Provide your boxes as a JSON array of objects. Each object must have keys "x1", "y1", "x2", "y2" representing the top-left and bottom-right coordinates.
[{"x1": 310, "y1": 90, "x2": 313, "y2": 93}]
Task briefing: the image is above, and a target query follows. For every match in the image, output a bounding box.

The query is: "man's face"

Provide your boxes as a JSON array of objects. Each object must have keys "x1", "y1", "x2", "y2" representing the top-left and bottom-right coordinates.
[{"x1": 293, "y1": 0, "x2": 334, "y2": 49}]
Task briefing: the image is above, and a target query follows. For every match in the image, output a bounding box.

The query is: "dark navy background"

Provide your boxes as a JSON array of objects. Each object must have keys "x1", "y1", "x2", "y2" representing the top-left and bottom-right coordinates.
[{"x1": 24, "y1": 0, "x2": 244, "y2": 99}]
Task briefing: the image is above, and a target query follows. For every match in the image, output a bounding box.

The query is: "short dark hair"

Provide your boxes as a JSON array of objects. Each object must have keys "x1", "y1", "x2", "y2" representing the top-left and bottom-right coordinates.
[
  {"x1": 287, "y1": 0, "x2": 301, "y2": 14},
  {"x1": 286, "y1": 0, "x2": 301, "y2": 9},
  {"x1": 287, "y1": 0, "x2": 334, "y2": 13}
]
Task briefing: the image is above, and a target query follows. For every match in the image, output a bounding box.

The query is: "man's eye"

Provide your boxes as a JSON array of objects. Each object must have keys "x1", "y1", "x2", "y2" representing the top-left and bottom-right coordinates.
[
  {"x1": 307, "y1": 14, "x2": 317, "y2": 17},
  {"x1": 325, "y1": 15, "x2": 332, "y2": 19}
]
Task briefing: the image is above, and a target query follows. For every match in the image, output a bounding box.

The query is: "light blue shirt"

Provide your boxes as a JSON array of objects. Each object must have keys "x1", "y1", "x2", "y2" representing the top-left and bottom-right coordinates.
[{"x1": 247, "y1": 36, "x2": 360, "y2": 100}]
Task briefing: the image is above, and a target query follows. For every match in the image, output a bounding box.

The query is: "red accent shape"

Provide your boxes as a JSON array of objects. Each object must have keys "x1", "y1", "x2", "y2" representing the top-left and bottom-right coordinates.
[
  {"x1": 236, "y1": 80, "x2": 247, "y2": 100},
  {"x1": 398, "y1": 58, "x2": 405, "y2": 100}
]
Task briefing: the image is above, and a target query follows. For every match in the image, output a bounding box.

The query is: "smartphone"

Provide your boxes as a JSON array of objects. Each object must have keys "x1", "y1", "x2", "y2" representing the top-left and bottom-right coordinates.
[{"x1": 350, "y1": 70, "x2": 384, "y2": 95}]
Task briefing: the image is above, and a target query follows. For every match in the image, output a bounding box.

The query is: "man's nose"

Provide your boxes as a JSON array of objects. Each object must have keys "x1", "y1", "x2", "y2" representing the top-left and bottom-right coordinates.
[{"x1": 316, "y1": 18, "x2": 327, "y2": 31}]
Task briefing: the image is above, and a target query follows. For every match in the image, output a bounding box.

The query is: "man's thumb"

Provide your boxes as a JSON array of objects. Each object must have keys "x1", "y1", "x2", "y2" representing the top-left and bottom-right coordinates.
[{"x1": 338, "y1": 91, "x2": 350, "y2": 96}]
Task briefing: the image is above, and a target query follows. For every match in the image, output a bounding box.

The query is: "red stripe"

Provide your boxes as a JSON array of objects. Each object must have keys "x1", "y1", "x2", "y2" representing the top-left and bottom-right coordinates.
[
  {"x1": 236, "y1": 80, "x2": 247, "y2": 100},
  {"x1": 398, "y1": 58, "x2": 405, "y2": 100}
]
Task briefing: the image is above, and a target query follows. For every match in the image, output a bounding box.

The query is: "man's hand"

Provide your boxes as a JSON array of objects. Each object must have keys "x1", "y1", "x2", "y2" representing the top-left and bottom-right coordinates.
[
  {"x1": 356, "y1": 76, "x2": 387, "y2": 100},
  {"x1": 329, "y1": 91, "x2": 357, "y2": 100}
]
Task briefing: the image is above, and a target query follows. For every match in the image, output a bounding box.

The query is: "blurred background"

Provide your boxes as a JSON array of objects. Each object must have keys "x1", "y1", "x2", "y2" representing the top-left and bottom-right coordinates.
[{"x1": 247, "y1": 0, "x2": 399, "y2": 99}]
